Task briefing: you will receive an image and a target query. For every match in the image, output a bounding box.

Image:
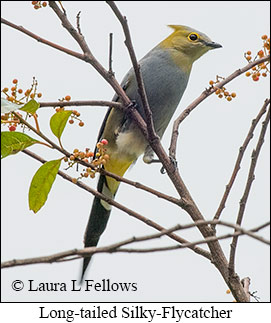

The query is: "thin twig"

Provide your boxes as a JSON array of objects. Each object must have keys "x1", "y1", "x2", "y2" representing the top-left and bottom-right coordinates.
[
  {"x1": 229, "y1": 105, "x2": 270, "y2": 274},
  {"x1": 212, "y1": 99, "x2": 270, "y2": 229},
  {"x1": 108, "y1": 32, "x2": 114, "y2": 76},
  {"x1": 39, "y1": 100, "x2": 123, "y2": 109},
  {"x1": 12, "y1": 111, "x2": 70, "y2": 157},
  {"x1": 106, "y1": 1, "x2": 158, "y2": 142},
  {"x1": 76, "y1": 11, "x2": 82, "y2": 35}
]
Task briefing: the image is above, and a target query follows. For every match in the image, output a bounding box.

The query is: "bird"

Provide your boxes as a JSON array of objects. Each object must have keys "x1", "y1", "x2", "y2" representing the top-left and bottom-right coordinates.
[{"x1": 81, "y1": 25, "x2": 222, "y2": 280}]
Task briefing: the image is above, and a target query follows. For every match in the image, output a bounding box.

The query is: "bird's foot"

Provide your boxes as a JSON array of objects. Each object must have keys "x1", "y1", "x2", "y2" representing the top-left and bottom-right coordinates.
[{"x1": 160, "y1": 156, "x2": 178, "y2": 174}]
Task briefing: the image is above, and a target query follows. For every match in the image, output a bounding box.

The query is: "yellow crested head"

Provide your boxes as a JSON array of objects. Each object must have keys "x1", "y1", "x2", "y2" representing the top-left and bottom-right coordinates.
[{"x1": 159, "y1": 25, "x2": 222, "y2": 73}]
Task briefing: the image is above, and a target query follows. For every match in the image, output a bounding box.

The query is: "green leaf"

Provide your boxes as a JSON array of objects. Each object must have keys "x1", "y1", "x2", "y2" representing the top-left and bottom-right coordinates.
[
  {"x1": 1, "y1": 97, "x2": 22, "y2": 114},
  {"x1": 1, "y1": 131, "x2": 39, "y2": 159},
  {"x1": 50, "y1": 110, "x2": 72, "y2": 140},
  {"x1": 29, "y1": 159, "x2": 62, "y2": 214},
  {"x1": 20, "y1": 99, "x2": 40, "y2": 115}
]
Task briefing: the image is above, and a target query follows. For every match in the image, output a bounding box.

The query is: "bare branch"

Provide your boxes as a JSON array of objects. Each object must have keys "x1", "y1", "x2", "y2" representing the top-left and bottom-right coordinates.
[
  {"x1": 212, "y1": 99, "x2": 270, "y2": 228},
  {"x1": 39, "y1": 100, "x2": 123, "y2": 109},
  {"x1": 229, "y1": 105, "x2": 270, "y2": 274},
  {"x1": 108, "y1": 32, "x2": 114, "y2": 76},
  {"x1": 76, "y1": 11, "x2": 82, "y2": 35}
]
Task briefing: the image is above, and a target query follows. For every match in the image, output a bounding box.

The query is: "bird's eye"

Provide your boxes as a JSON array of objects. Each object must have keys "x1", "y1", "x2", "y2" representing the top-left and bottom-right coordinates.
[{"x1": 188, "y1": 33, "x2": 199, "y2": 41}]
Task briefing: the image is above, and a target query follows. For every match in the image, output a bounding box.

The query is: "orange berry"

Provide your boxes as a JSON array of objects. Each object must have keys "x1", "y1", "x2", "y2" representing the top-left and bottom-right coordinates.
[
  {"x1": 262, "y1": 73, "x2": 267, "y2": 77},
  {"x1": 65, "y1": 95, "x2": 71, "y2": 101},
  {"x1": 7, "y1": 96, "x2": 15, "y2": 101},
  {"x1": 37, "y1": 93, "x2": 42, "y2": 98},
  {"x1": 11, "y1": 86, "x2": 16, "y2": 91},
  {"x1": 86, "y1": 151, "x2": 94, "y2": 158},
  {"x1": 79, "y1": 152, "x2": 86, "y2": 159},
  {"x1": 12, "y1": 79, "x2": 18, "y2": 84},
  {"x1": 209, "y1": 80, "x2": 214, "y2": 85},
  {"x1": 253, "y1": 76, "x2": 259, "y2": 81},
  {"x1": 226, "y1": 289, "x2": 231, "y2": 294},
  {"x1": 227, "y1": 97, "x2": 232, "y2": 101},
  {"x1": 231, "y1": 92, "x2": 236, "y2": 98},
  {"x1": 258, "y1": 50, "x2": 264, "y2": 57},
  {"x1": 70, "y1": 155, "x2": 75, "y2": 161},
  {"x1": 83, "y1": 172, "x2": 89, "y2": 178},
  {"x1": 30, "y1": 93, "x2": 35, "y2": 99},
  {"x1": 218, "y1": 94, "x2": 223, "y2": 99},
  {"x1": 246, "y1": 55, "x2": 252, "y2": 61},
  {"x1": 79, "y1": 121, "x2": 84, "y2": 127},
  {"x1": 69, "y1": 119, "x2": 74, "y2": 124},
  {"x1": 18, "y1": 89, "x2": 23, "y2": 94},
  {"x1": 34, "y1": 4, "x2": 39, "y2": 9},
  {"x1": 246, "y1": 51, "x2": 252, "y2": 55},
  {"x1": 2, "y1": 87, "x2": 8, "y2": 92},
  {"x1": 42, "y1": 1, "x2": 47, "y2": 7},
  {"x1": 261, "y1": 35, "x2": 268, "y2": 40},
  {"x1": 72, "y1": 178, "x2": 77, "y2": 184},
  {"x1": 32, "y1": 1, "x2": 38, "y2": 4}
]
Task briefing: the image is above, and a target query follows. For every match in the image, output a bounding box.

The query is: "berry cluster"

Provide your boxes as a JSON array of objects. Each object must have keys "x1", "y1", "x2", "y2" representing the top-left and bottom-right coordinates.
[
  {"x1": 54, "y1": 95, "x2": 85, "y2": 127},
  {"x1": 31, "y1": 1, "x2": 47, "y2": 9},
  {"x1": 245, "y1": 35, "x2": 270, "y2": 81},
  {"x1": 1, "y1": 78, "x2": 42, "y2": 105},
  {"x1": 1, "y1": 78, "x2": 42, "y2": 131},
  {"x1": 209, "y1": 78, "x2": 237, "y2": 102},
  {"x1": 66, "y1": 139, "x2": 109, "y2": 183}
]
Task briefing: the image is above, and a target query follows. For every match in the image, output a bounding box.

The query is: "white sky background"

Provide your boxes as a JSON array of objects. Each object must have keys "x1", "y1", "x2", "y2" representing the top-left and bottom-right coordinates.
[{"x1": 1, "y1": 1, "x2": 270, "y2": 302}]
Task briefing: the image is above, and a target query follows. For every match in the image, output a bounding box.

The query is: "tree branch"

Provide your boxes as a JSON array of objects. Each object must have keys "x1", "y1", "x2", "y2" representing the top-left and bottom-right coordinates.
[
  {"x1": 229, "y1": 105, "x2": 270, "y2": 274},
  {"x1": 212, "y1": 99, "x2": 270, "y2": 228}
]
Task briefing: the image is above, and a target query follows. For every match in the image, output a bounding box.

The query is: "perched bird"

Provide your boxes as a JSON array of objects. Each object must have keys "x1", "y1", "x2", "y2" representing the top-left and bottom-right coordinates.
[{"x1": 81, "y1": 25, "x2": 221, "y2": 279}]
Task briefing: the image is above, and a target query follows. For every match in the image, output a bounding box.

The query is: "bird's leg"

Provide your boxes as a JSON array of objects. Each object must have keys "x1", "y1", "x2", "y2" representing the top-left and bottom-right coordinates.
[{"x1": 143, "y1": 146, "x2": 178, "y2": 174}]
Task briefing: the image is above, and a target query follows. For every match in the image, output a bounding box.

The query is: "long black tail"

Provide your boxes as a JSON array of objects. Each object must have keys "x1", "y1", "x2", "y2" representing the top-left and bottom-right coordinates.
[{"x1": 80, "y1": 175, "x2": 111, "y2": 281}]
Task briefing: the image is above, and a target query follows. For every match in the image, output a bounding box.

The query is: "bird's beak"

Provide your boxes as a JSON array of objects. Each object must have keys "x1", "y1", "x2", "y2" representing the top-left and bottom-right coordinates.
[{"x1": 206, "y1": 41, "x2": 222, "y2": 49}]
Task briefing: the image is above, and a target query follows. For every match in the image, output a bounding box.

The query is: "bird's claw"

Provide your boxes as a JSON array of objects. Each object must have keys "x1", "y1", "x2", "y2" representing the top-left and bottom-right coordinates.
[{"x1": 160, "y1": 156, "x2": 178, "y2": 174}]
